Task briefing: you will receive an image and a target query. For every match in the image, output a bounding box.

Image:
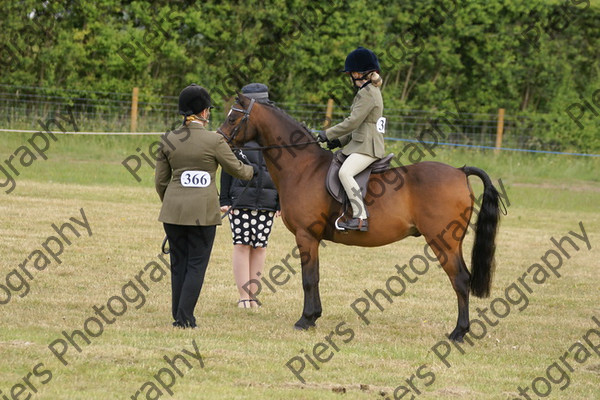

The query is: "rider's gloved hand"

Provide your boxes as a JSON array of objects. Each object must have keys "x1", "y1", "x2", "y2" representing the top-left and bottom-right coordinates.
[
  {"x1": 316, "y1": 131, "x2": 328, "y2": 143},
  {"x1": 327, "y1": 139, "x2": 342, "y2": 149}
]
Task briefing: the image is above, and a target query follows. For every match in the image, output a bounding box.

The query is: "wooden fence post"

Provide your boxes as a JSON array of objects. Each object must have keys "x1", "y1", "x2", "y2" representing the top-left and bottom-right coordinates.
[
  {"x1": 495, "y1": 108, "x2": 505, "y2": 154},
  {"x1": 324, "y1": 98, "x2": 334, "y2": 129},
  {"x1": 131, "y1": 87, "x2": 139, "y2": 133}
]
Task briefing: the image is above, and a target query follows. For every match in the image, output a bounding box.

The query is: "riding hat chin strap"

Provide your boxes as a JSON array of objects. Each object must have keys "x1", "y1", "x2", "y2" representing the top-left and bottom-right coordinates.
[{"x1": 351, "y1": 72, "x2": 373, "y2": 87}]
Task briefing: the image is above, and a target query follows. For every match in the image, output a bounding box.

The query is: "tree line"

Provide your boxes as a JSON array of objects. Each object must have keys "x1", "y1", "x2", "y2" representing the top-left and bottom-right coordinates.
[{"x1": 1, "y1": 0, "x2": 599, "y2": 151}]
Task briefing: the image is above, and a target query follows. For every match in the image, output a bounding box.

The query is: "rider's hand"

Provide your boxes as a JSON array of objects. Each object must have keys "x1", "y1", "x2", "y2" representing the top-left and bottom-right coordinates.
[
  {"x1": 327, "y1": 139, "x2": 341, "y2": 149},
  {"x1": 317, "y1": 131, "x2": 328, "y2": 143}
]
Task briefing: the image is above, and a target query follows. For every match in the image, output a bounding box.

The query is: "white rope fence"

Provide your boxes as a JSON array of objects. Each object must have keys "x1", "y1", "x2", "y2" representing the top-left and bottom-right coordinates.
[
  {"x1": 0, "y1": 129, "x2": 162, "y2": 135},
  {"x1": 2, "y1": 128, "x2": 598, "y2": 157}
]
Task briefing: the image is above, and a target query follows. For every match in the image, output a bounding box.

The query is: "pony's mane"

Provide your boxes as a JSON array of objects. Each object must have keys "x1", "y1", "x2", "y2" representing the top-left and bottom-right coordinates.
[{"x1": 259, "y1": 101, "x2": 316, "y2": 140}]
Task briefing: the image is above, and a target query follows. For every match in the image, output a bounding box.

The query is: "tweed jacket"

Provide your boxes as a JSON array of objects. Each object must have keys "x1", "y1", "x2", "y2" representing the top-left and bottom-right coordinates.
[
  {"x1": 155, "y1": 123, "x2": 253, "y2": 226},
  {"x1": 325, "y1": 83, "x2": 385, "y2": 159}
]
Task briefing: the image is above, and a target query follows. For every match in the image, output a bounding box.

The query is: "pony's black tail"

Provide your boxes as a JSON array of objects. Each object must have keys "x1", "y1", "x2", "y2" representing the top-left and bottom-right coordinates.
[{"x1": 462, "y1": 166, "x2": 501, "y2": 298}]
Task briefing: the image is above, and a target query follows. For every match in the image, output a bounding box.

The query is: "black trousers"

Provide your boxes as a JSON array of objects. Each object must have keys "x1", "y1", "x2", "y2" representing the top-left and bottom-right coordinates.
[{"x1": 163, "y1": 223, "x2": 216, "y2": 328}]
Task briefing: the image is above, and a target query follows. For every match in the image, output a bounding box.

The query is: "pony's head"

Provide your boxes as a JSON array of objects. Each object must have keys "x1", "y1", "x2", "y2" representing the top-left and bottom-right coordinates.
[{"x1": 217, "y1": 94, "x2": 259, "y2": 146}]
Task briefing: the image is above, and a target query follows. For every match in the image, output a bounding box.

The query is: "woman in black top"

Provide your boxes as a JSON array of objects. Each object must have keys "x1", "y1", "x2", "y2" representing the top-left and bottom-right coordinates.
[{"x1": 219, "y1": 83, "x2": 280, "y2": 308}]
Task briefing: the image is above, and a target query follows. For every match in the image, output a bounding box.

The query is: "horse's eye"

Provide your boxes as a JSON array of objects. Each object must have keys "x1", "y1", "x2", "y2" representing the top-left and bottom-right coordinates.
[{"x1": 228, "y1": 116, "x2": 237, "y2": 124}]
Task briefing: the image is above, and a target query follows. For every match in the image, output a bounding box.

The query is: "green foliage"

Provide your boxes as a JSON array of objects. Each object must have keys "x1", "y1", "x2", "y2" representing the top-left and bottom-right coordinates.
[{"x1": 0, "y1": 0, "x2": 599, "y2": 149}]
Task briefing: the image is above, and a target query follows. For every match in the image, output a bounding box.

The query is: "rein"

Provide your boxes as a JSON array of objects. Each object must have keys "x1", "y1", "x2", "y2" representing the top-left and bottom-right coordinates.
[
  {"x1": 217, "y1": 99, "x2": 321, "y2": 151},
  {"x1": 235, "y1": 140, "x2": 319, "y2": 151}
]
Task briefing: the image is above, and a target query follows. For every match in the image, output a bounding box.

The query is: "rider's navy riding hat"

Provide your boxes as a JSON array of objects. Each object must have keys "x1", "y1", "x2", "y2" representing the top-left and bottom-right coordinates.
[
  {"x1": 343, "y1": 47, "x2": 380, "y2": 73},
  {"x1": 178, "y1": 84, "x2": 213, "y2": 116}
]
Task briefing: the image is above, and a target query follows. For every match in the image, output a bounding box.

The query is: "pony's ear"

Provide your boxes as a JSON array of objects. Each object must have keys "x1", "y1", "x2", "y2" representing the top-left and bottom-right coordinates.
[{"x1": 237, "y1": 92, "x2": 250, "y2": 106}]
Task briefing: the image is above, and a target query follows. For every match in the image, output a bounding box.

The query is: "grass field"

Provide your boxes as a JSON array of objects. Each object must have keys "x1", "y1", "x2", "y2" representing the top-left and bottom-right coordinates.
[{"x1": 1, "y1": 132, "x2": 599, "y2": 400}]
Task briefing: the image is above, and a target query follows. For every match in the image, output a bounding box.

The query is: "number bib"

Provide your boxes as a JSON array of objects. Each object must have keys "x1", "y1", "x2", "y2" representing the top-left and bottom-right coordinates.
[
  {"x1": 376, "y1": 117, "x2": 387, "y2": 133},
  {"x1": 181, "y1": 171, "x2": 211, "y2": 187}
]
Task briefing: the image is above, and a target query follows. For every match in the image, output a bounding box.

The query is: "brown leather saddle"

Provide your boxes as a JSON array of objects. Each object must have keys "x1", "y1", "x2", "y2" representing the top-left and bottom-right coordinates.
[{"x1": 326, "y1": 151, "x2": 395, "y2": 206}]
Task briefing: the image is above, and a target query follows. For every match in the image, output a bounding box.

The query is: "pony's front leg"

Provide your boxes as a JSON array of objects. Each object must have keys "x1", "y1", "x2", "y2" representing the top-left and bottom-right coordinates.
[{"x1": 294, "y1": 232, "x2": 322, "y2": 330}]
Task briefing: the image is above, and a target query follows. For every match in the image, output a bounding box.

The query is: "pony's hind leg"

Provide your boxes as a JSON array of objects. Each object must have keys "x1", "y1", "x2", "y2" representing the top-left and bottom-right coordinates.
[
  {"x1": 427, "y1": 236, "x2": 471, "y2": 342},
  {"x1": 447, "y1": 253, "x2": 471, "y2": 341}
]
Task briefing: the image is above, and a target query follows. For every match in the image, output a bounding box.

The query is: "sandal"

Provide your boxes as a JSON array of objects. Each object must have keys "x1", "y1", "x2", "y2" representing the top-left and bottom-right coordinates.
[
  {"x1": 237, "y1": 299, "x2": 252, "y2": 309},
  {"x1": 249, "y1": 299, "x2": 261, "y2": 308}
]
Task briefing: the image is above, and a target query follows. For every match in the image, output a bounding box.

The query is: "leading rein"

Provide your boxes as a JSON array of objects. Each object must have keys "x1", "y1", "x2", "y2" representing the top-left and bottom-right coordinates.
[{"x1": 216, "y1": 99, "x2": 320, "y2": 151}]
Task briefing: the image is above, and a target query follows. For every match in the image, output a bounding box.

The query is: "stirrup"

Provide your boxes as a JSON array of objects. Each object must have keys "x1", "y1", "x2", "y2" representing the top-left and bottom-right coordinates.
[{"x1": 335, "y1": 213, "x2": 346, "y2": 231}]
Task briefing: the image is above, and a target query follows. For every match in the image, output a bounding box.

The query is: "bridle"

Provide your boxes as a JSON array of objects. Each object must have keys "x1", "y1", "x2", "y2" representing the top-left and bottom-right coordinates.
[
  {"x1": 217, "y1": 98, "x2": 320, "y2": 151},
  {"x1": 217, "y1": 98, "x2": 256, "y2": 144}
]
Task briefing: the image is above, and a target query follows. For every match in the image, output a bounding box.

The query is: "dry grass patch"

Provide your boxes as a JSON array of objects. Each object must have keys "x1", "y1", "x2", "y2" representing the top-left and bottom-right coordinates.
[{"x1": 0, "y1": 177, "x2": 599, "y2": 399}]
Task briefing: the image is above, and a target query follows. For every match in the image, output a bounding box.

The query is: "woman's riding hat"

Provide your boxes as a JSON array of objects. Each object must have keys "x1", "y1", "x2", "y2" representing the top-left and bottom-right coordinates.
[
  {"x1": 178, "y1": 84, "x2": 213, "y2": 116},
  {"x1": 343, "y1": 47, "x2": 380, "y2": 73}
]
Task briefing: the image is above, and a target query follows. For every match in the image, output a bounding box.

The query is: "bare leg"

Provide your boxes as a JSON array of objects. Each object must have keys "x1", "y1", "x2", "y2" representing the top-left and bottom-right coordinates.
[
  {"x1": 249, "y1": 246, "x2": 267, "y2": 307},
  {"x1": 232, "y1": 244, "x2": 251, "y2": 306}
]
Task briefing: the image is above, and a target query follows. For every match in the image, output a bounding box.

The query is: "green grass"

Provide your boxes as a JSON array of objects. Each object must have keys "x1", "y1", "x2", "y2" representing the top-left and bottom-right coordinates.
[
  {"x1": 1, "y1": 132, "x2": 599, "y2": 189},
  {"x1": 0, "y1": 133, "x2": 599, "y2": 399}
]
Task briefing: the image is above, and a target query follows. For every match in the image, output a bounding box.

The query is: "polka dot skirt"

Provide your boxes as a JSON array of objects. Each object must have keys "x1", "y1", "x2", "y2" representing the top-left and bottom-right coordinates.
[{"x1": 228, "y1": 208, "x2": 275, "y2": 248}]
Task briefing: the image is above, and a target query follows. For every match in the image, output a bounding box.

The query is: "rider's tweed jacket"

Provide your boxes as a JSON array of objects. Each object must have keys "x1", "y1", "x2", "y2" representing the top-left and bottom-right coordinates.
[{"x1": 325, "y1": 83, "x2": 385, "y2": 159}]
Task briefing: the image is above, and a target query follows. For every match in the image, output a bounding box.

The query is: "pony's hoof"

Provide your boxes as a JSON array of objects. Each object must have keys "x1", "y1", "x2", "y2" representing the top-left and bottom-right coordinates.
[
  {"x1": 294, "y1": 317, "x2": 316, "y2": 330},
  {"x1": 448, "y1": 328, "x2": 467, "y2": 342}
]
